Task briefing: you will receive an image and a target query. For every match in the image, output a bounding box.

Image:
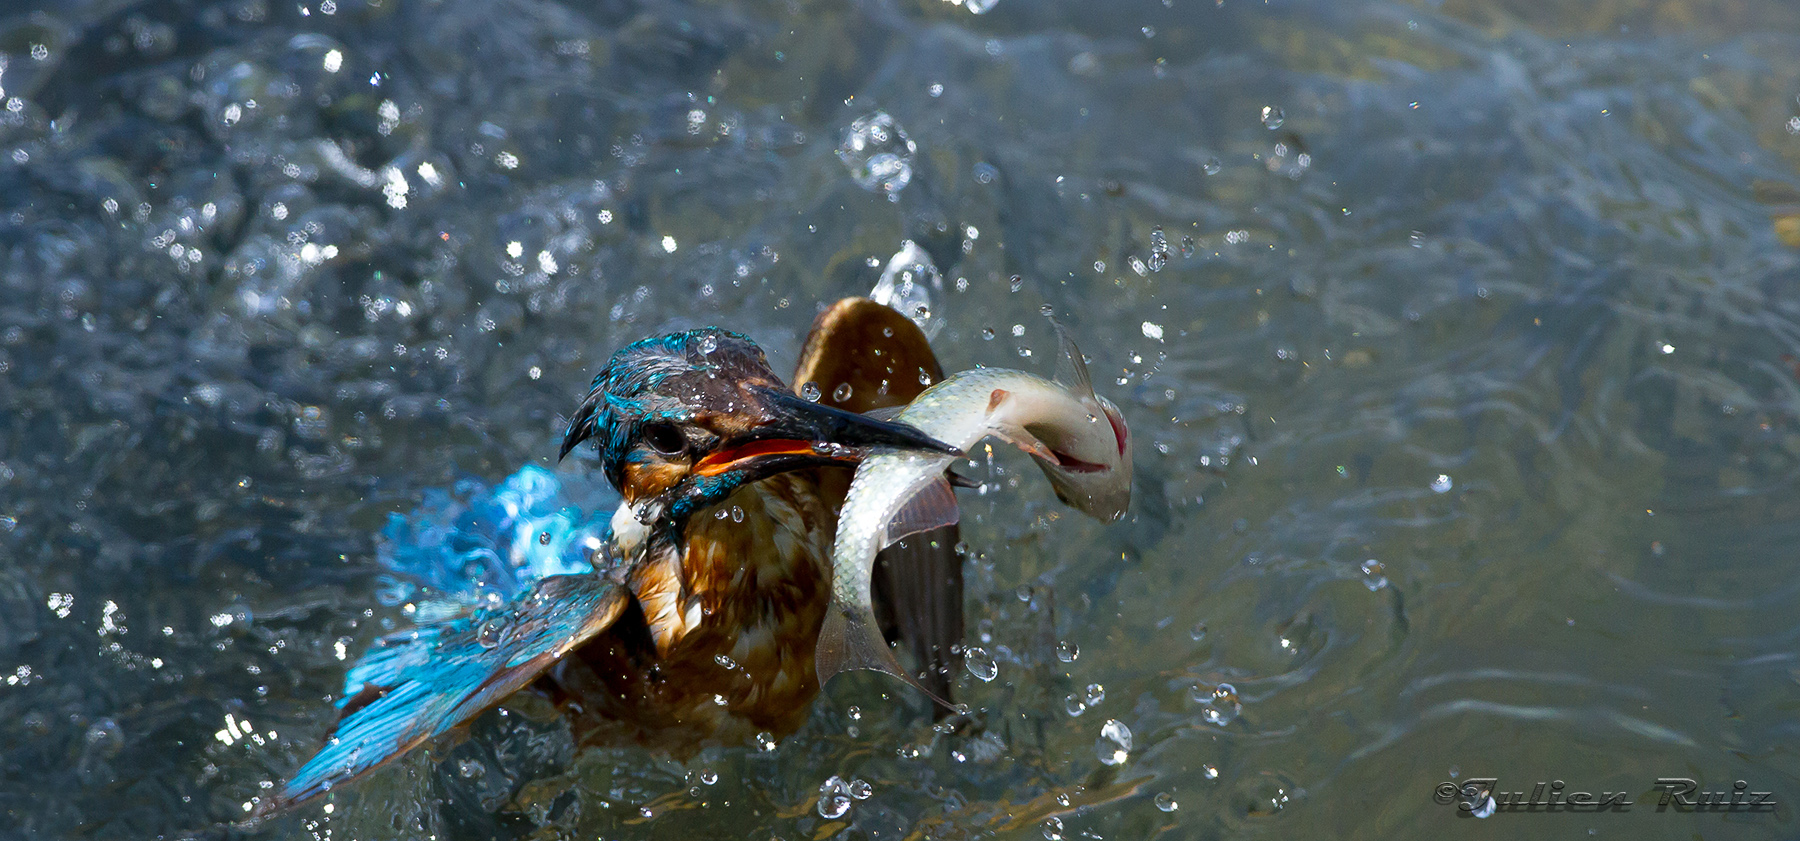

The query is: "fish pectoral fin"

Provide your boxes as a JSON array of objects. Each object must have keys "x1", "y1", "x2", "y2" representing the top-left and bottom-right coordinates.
[
  {"x1": 817, "y1": 602, "x2": 955, "y2": 711},
  {"x1": 883, "y1": 476, "x2": 961, "y2": 545},
  {"x1": 983, "y1": 389, "x2": 1061, "y2": 462},
  {"x1": 256, "y1": 574, "x2": 628, "y2": 817}
]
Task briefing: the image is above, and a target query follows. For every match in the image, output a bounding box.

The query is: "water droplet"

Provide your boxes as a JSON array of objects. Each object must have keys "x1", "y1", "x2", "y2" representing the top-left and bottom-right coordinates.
[
  {"x1": 458, "y1": 758, "x2": 484, "y2": 779},
  {"x1": 1096, "y1": 719, "x2": 1132, "y2": 765},
  {"x1": 1431, "y1": 474, "x2": 1453, "y2": 493},
  {"x1": 1202, "y1": 682, "x2": 1241, "y2": 726},
  {"x1": 848, "y1": 778, "x2": 873, "y2": 799},
  {"x1": 755, "y1": 731, "x2": 778, "y2": 752},
  {"x1": 1039, "y1": 304, "x2": 1055, "y2": 316},
  {"x1": 1203, "y1": 764, "x2": 1220, "y2": 780},
  {"x1": 918, "y1": 369, "x2": 933, "y2": 385},
  {"x1": 699, "y1": 768, "x2": 718, "y2": 785},
  {"x1": 1360, "y1": 559, "x2": 1388, "y2": 590},
  {"x1": 1260, "y1": 105, "x2": 1285, "y2": 129},
  {"x1": 981, "y1": 327, "x2": 996, "y2": 340},
  {"x1": 1084, "y1": 682, "x2": 1106, "y2": 706},
  {"x1": 1064, "y1": 694, "x2": 1088, "y2": 716},
  {"x1": 1189, "y1": 621, "x2": 1208, "y2": 641},
  {"x1": 1470, "y1": 792, "x2": 1496, "y2": 818},
  {"x1": 1056, "y1": 641, "x2": 1079, "y2": 662},
  {"x1": 817, "y1": 775, "x2": 853, "y2": 819},
  {"x1": 1009, "y1": 274, "x2": 1024, "y2": 292},
  {"x1": 1156, "y1": 792, "x2": 1179, "y2": 812},
  {"x1": 477, "y1": 618, "x2": 504, "y2": 649},
  {"x1": 715, "y1": 654, "x2": 738, "y2": 670},
  {"x1": 1042, "y1": 817, "x2": 1064, "y2": 840},
  {"x1": 538, "y1": 530, "x2": 551, "y2": 545},
  {"x1": 730, "y1": 505, "x2": 745, "y2": 523},
  {"x1": 800, "y1": 381, "x2": 822, "y2": 402},
  {"x1": 965, "y1": 646, "x2": 998, "y2": 681},
  {"x1": 847, "y1": 705, "x2": 862, "y2": 721},
  {"x1": 832, "y1": 383, "x2": 854, "y2": 402},
  {"x1": 837, "y1": 112, "x2": 915, "y2": 196},
  {"x1": 1180, "y1": 234, "x2": 1196, "y2": 256},
  {"x1": 1202, "y1": 157, "x2": 1222, "y2": 176}
]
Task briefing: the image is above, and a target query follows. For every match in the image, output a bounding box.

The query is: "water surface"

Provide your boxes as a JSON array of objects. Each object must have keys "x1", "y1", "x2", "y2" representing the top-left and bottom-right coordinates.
[{"x1": 4, "y1": 0, "x2": 1800, "y2": 837}]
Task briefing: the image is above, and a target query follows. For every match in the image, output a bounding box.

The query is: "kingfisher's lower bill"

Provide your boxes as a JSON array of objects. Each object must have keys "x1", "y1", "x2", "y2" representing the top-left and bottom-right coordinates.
[{"x1": 256, "y1": 299, "x2": 968, "y2": 815}]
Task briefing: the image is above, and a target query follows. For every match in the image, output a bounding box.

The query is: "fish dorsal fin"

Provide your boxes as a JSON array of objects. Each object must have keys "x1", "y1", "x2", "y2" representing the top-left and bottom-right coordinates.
[
  {"x1": 881, "y1": 476, "x2": 960, "y2": 546},
  {"x1": 1046, "y1": 316, "x2": 1096, "y2": 399},
  {"x1": 816, "y1": 603, "x2": 955, "y2": 711}
]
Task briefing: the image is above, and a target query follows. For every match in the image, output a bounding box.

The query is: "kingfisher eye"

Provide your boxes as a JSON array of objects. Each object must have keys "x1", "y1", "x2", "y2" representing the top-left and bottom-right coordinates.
[{"x1": 642, "y1": 423, "x2": 686, "y2": 456}]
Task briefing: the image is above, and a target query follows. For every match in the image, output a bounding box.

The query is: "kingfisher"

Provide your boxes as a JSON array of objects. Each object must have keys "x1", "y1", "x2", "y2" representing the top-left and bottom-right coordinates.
[{"x1": 258, "y1": 299, "x2": 967, "y2": 814}]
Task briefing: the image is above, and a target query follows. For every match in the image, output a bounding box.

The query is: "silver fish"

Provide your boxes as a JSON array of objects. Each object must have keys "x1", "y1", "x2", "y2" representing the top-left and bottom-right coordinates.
[{"x1": 816, "y1": 322, "x2": 1132, "y2": 699}]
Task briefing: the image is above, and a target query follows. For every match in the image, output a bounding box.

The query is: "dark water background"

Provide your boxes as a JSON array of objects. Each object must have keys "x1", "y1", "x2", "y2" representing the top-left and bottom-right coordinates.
[{"x1": 5, "y1": 0, "x2": 1800, "y2": 838}]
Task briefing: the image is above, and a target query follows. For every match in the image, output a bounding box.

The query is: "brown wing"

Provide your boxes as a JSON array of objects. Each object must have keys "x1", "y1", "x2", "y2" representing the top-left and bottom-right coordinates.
[{"x1": 794, "y1": 298, "x2": 964, "y2": 708}]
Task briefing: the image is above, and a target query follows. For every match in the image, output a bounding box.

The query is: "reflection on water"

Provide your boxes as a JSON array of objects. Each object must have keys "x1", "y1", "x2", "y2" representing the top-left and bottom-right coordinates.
[{"x1": 3, "y1": 0, "x2": 1799, "y2": 837}]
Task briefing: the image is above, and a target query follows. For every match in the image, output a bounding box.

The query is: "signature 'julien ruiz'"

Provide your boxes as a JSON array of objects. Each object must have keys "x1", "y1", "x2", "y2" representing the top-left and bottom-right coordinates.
[{"x1": 1438, "y1": 777, "x2": 1776, "y2": 814}]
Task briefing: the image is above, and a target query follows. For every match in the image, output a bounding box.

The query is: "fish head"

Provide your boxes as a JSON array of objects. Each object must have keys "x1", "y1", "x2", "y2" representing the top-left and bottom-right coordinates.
[{"x1": 1023, "y1": 389, "x2": 1132, "y2": 521}]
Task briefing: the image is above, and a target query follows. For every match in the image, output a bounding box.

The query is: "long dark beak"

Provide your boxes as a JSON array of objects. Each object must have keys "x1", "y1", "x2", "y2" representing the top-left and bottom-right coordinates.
[{"x1": 692, "y1": 386, "x2": 959, "y2": 479}]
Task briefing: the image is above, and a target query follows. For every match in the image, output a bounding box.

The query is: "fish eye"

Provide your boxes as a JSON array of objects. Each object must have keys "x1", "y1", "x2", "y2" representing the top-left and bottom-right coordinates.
[{"x1": 641, "y1": 423, "x2": 686, "y2": 456}]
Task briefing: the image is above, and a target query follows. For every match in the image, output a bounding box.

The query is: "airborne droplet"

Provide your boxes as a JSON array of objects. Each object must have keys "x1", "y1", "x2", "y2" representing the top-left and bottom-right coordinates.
[
  {"x1": 965, "y1": 646, "x2": 998, "y2": 682},
  {"x1": 1096, "y1": 719, "x2": 1132, "y2": 765},
  {"x1": 832, "y1": 383, "x2": 853, "y2": 402},
  {"x1": 817, "y1": 775, "x2": 853, "y2": 819},
  {"x1": 800, "y1": 382, "x2": 822, "y2": 402}
]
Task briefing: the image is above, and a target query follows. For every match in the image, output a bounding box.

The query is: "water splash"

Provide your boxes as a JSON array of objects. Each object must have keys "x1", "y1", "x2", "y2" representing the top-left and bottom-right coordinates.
[
  {"x1": 869, "y1": 240, "x2": 943, "y2": 339},
  {"x1": 376, "y1": 465, "x2": 616, "y2": 612},
  {"x1": 837, "y1": 112, "x2": 915, "y2": 198}
]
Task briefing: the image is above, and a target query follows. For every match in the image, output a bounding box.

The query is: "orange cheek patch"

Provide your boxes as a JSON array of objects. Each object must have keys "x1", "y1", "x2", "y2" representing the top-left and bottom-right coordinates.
[
  {"x1": 623, "y1": 461, "x2": 686, "y2": 502},
  {"x1": 693, "y1": 439, "x2": 828, "y2": 477}
]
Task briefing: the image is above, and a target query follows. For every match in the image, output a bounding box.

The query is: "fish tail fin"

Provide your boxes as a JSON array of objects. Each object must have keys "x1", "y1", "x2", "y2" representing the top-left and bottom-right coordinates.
[{"x1": 817, "y1": 601, "x2": 955, "y2": 712}]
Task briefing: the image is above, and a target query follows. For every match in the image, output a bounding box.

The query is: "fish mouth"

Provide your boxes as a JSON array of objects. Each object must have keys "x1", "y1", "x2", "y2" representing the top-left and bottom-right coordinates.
[
  {"x1": 1045, "y1": 448, "x2": 1110, "y2": 474},
  {"x1": 691, "y1": 386, "x2": 959, "y2": 479}
]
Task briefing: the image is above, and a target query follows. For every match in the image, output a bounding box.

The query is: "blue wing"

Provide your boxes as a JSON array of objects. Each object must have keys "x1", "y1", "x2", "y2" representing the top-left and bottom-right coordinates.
[{"x1": 259, "y1": 572, "x2": 628, "y2": 813}]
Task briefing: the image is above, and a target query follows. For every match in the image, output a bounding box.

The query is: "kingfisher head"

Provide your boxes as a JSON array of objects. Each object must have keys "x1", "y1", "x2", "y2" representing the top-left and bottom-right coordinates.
[{"x1": 560, "y1": 328, "x2": 956, "y2": 524}]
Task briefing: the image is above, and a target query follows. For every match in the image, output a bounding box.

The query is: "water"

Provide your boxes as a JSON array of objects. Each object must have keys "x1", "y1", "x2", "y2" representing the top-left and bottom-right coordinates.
[{"x1": 4, "y1": 0, "x2": 1800, "y2": 838}]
